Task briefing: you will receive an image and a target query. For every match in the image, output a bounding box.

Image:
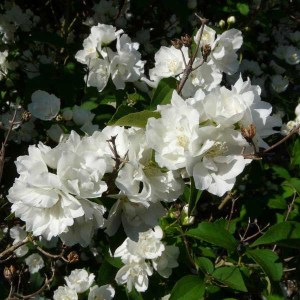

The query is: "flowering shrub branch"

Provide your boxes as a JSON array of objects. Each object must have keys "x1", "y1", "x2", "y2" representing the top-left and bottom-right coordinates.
[{"x1": 0, "y1": 1, "x2": 300, "y2": 299}]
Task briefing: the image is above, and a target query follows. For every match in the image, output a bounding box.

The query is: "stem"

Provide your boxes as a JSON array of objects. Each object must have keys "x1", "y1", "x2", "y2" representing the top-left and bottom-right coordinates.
[
  {"x1": 0, "y1": 237, "x2": 29, "y2": 260},
  {"x1": 177, "y1": 16, "x2": 208, "y2": 95}
]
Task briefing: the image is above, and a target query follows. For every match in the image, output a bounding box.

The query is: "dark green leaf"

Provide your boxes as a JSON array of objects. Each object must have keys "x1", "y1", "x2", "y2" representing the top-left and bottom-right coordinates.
[
  {"x1": 186, "y1": 221, "x2": 238, "y2": 252},
  {"x1": 150, "y1": 77, "x2": 177, "y2": 110},
  {"x1": 272, "y1": 166, "x2": 290, "y2": 180},
  {"x1": 188, "y1": 177, "x2": 202, "y2": 217},
  {"x1": 196, "y1": 257, "x2": 214, "y2": 274},
  {"x1": 292, "y1": 139, "x2": 300, "y2": 166},
  {"x1": 251, "y1": 221, "x2": 300, "y2": 248},
  {"x1": 170, "y1": 275, "x2": 205, "y2": 300},
  {"x1": 236, "y1": 3, "x2": 249, "y2": 15},
  {"x1": 246, "y1": 249, "x2": 283, "y2": 281},
  {"x1": 107, "y1": 105, "x2": 137, "y2": 125},
  {"x1": 108, "y1": 110, "x2": 160, "y2": 128},
  {"x1": 212, "y1": 267, "x2": 247, "y2": 292}
]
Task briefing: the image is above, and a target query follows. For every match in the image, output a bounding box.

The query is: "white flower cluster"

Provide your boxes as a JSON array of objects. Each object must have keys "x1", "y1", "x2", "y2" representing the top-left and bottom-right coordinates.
[
  {"x1": 0, "y1": 3, "x2": 39, "y2": 43},
  {"x1": 147, "y1": 77, "x2": 281, "y2": 196},
  {"x1": 53, "y1": 268, "x2": 115, "y2": 300},
  {"x1": 114, "y1": 226, "x2": 179, "y2": 292},
  {"x1": 75, "y1": 23, "x2": 145, "y2": 91},
  {"x1": 146, "y1": 25, "x2": 242, "y2": 98}
]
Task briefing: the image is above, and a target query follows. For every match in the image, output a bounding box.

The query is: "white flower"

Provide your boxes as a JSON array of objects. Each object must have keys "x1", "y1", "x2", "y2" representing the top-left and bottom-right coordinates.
[
  {"x1": 146, "y1": 91, "x2": 200, "y2": 171},
  {"x1": 109, "y1": 34, "x2": 145, "y2": 89},
  {"x1": 271, "y1": 75, "x2": 289, "y2": 93},
  {"x1": 114, "y1": 226, "x2": 165, "y2": 262},
  {"x1": 7, "y1": 144, "x2": 84, "y2": 240},
  {"x1": 72, "y1": 105, "x2": 95, "y2": 126},
  {"x1": 209, "y1": 28, "x2": 243, "y2": 74},
  {"x1": 10, "y1": 226, "x2": 28, "y2": 257},
  {"x1": 59, "y1": 199, "x2": 106, "y2": 247},
  {"x1": 28, "y1": 90, "x2": 60, "y2": 121},
  {"x1": 53, "y1": 286, "x2": 78, "y2": 300},
  {"x1": 0, "y1": 50, "x2": 9, "y2": 80},
  {"x1": 75, "y1": 23, "x2": 123, "y2": 65},
  {"x1": 115, "y1": 260, "x2": 153, "y2": 292},
  {"x1": 105, "y1": 198, "x2": 165, "y2": 240},
  {"x1": 88, "y1": 284, "x2": 115, "y2": 300},
  {"x1": 194, "y1": 25, "x2": 216, "y2": 48},
  {"x1": 25, "y1": 253, "x2": 44, "y2": 274},
  {"x1": 65, "y1": 269, "x2": 95, "y2": 294},
  {"x1": 148, "y1": 46, "x2": 189, "y2": 87},
  {"x1": 284, "y1": 46, "x2": 300, "y2": 65},
  {"x1": 152, "y1": 245, "x2": 179, "y2": 278},
  {"x1": 295, "y1": 103, "x2": 300, "y2": 117},
  {"x1": 46, "y1": 124, "x2": 65, "y2": 143},
  {"x1": 85, "y1": 58, "x2": 110, "y2": 92},
  {"x1": 186, "y1": 126, "x2": 249, "y2": 196},
  {"x1": 181, "y1": 61, "x2": 222, "y2": 98}
]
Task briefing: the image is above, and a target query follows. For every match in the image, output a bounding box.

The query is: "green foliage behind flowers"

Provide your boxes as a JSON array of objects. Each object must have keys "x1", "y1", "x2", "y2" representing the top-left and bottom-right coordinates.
[{"x1": 0, "y1": 0, "x2": 300, "y2": 299}]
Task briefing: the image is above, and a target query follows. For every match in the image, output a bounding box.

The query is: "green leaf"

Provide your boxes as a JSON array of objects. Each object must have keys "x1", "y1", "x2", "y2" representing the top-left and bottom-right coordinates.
[
  {"x1": 212, "y1": 267, "x2": 248, "y2": 292},
  {"x1": 236, "y1": 3, "x2": 249, "y2": 15},
  {"x1": 246, "y1": 249, "x2": 283, "y2": 281},
  {"x1": 107, "y1": 105, "x2": 137, "y2": 125},
  {"x1": 186, "y1": 221, "x2": 238, "y2": 252},
  {"x1": 108, "y1": 110, "x2": 161, "y2": 128},
  {"x1": 250, "y1": 221, "x2": 300, "y2": 248},
  {"x1": 196, "y1": 257, "x2": 214, "y2": 274},
  {"x1": 292, "y1": 139, "x2": 300, "y2": 166},
  {"x1": 272, "y1": 166, "x2": 290, "y2": 180},
  {"x1": 150, "y1": 77, "x2": 177, "y2": 110},
  {"x1": 188, "y1": 178, "x2": 202, "y2": 217},
  {"x1": 170, "y1": 275, "x2": 205, "y2": 300},
  {"x1": 287, "y1": 177, "x2": 300, "y2": 194}
]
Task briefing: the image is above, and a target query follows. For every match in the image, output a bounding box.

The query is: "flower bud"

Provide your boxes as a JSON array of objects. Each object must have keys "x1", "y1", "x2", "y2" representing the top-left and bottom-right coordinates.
[
  {"x1": 67, "y1": 251, "x2": 79, "y2": 263},
  {"x1": 171, "y1": 38, "x2": 183, "y2": 49},
  {"x1": 4, "y1": 265, "x2": 16, "y2": 282},
  {"x1": 202, "y1": 44, "x2": 211, "y2": 61},
  {"x1": 241, "y1": 124, "x2": 256, "y2": 143},
  {"x1": 181, "y1": 34, "x2": 192, "y2": 47},
  {"x1": 219, "y1": 19, "x2": 226, "y2": 28},
  {"x1": 227, "y1": 16, "x2": 236, "y2": 24}
]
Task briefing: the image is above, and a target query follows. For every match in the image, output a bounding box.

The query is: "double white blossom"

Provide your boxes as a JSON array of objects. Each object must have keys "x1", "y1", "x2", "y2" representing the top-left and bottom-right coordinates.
[
  {"x1": 76, "y1": 23, "x2": 144, "y2": 91},
  {"x1": 28, "y1": 90, "x2": 61, "y2": 121},
  {"x1": 114, "y1": 226, "x2": 178, "y2": 292}
]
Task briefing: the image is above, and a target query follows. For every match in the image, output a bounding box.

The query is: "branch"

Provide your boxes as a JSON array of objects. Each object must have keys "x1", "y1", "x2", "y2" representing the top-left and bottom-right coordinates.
[
  {"x1": 176, "y1": 16, "x2": 208, "y2": 94},
  {"x1": 0, "y1": 237, "x2": 30, "y2": 260}
]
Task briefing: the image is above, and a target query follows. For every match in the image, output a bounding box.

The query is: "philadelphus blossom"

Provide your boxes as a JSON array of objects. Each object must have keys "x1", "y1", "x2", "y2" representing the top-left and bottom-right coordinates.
[
  {"x1": 64, "y1": 269, "x2": 95, "y2": 293},
  {"x1": 53, "y1": 286, "x2": 78, "y2": 300},
  {"x1": 114, "y1": 226, "x2": 179, "y2": 292},
  {"x1": 7, "y1": 131, "x2": 107, "y2": 244},
  {"x1": 146, "y1": 75, "x2": 281, "y2": 196},
  {"x1": 104, "y1": 127, "x2": 184, "y2": 239},
  {"x1": 28, "y1": 90, "x2": 61, "y2": 121},
  {"x1": 75, "y1": 23, "x2": 145, "y2": 91},
  {"x1": 9, "y1": 225, "x2": 28, "y2": 257},
  {"x1": 145, "y1": 25, "x2": 242, "y2": 97},
  {"x1": 25, "y1": 253, "x2": 44, "y2": 274},
  {"x1": 88, "y1": 284, "x2": 115, "y2": 300}
]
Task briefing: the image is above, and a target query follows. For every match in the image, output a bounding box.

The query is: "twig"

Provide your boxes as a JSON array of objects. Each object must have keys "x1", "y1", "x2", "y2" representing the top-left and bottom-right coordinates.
[
  {"x1": 176, "y1": 16, "x2": 208, "y2": 94},
  {"x1": 0, "y1": 237, "x2": 30, "y2": 260},
  {"x1": 263, "y1": 125, "x2": 300, "y2": 154},
  {"x1": 0, "y1": 109, "x2": 18, "y2": 183},
  {"x1": 13, "y1": 265, "x2": 55, "y2": 299},
  {"x1": 226, "y1": 197, "x2": 239, "y2": 231},
  {"x1": 273, "y1": 190, "x2": 297, "y2": 252}
]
